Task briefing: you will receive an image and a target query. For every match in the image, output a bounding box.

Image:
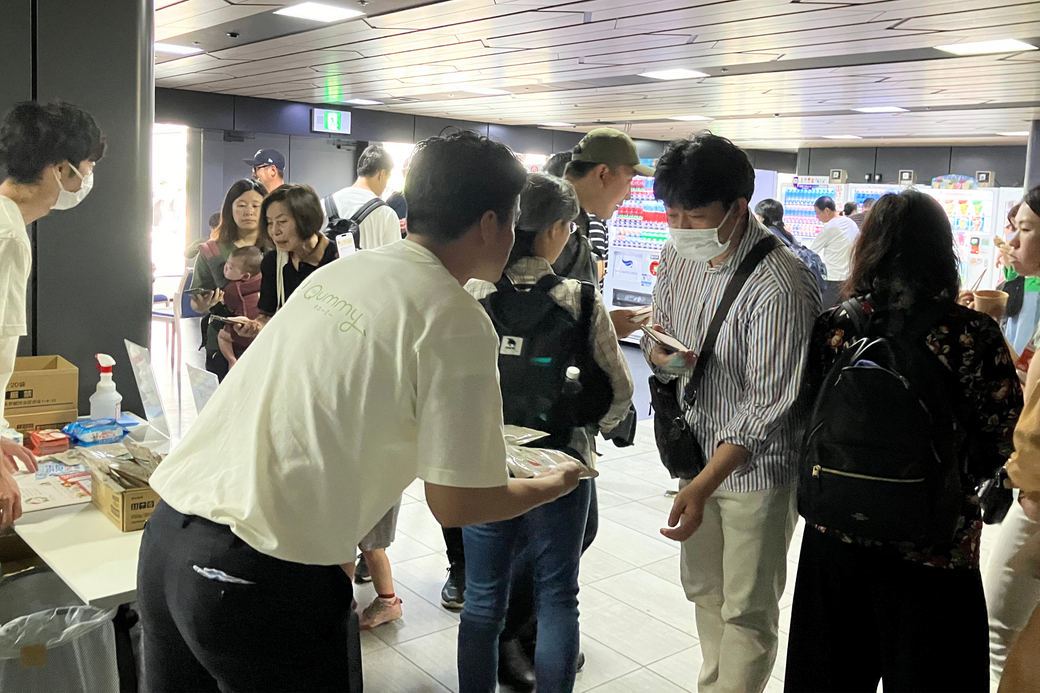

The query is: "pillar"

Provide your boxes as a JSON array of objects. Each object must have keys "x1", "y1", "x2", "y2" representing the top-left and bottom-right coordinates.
[{"x1": 1026, "y1": 120, "x2": 1040, "y2": 191}]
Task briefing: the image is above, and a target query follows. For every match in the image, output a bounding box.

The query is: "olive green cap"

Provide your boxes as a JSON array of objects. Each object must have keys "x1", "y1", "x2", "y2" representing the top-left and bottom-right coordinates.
[{"x1": 572, "y1": 128, "x2": 654, "y2": 176}]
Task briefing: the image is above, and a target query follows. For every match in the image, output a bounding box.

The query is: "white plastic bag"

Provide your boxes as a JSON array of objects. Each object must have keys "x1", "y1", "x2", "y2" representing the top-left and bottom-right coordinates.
[{"x1": 0, "y1": 606, "x2": 119, "y2": 693}]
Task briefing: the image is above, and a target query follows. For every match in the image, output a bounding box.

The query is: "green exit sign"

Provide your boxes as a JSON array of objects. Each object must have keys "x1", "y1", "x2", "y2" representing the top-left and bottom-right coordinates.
[{"x1": 311, "y1": 108, "x2": 351, "y2": 135}]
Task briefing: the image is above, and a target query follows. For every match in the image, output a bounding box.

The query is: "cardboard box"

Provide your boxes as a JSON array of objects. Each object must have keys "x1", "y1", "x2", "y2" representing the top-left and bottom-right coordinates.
[
  {"x1": 90, "y1": 469, "x2": 159, "y2": 532},
  {"x1": 5, "y1": 356, "x2": 78, "y2": 413},
  {"x1": 4, "y1": 407, "x2": 78, "y2": 434}
]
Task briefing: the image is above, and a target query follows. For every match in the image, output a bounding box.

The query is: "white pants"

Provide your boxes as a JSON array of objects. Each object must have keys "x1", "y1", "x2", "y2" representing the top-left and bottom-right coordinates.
[
  {"x1": 984, "y1": 493, "x2": 1040, "y2": 682},
  {"x1": 679, "y1": 483, "x2": 798, "y2": 693}
]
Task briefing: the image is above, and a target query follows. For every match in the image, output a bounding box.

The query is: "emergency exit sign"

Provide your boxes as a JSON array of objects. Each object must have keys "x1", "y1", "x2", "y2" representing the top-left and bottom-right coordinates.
[{"x1": 311, "y1": 108, "x2": 351, "y2": 135}]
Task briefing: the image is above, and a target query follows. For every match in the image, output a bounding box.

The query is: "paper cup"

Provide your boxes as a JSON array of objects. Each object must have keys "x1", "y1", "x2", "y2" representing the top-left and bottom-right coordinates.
[{"x1": 973, "y1": 289, "x2": 1009, "y2": 319}]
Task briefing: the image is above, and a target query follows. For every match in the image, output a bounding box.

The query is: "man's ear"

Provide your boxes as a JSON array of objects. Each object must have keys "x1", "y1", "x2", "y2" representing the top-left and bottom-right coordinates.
[{"x1": 477, "y1": 210, "x2": 500, "y2": 244}]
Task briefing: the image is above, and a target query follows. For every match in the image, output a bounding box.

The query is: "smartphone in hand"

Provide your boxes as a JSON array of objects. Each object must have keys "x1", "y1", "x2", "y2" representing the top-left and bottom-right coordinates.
[{"x1": 642, "y1": 326, "x2": 690, "y2": 354}]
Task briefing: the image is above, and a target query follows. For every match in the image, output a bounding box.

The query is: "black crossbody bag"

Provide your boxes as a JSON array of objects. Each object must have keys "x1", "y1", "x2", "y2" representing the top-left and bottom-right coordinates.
[{"x1": 649, "y1": 236, "x2": 779, "y2": 479}]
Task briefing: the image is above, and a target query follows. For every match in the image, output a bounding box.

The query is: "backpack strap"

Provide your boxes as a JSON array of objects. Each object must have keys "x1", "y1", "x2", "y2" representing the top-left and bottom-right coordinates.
[
  {"x1": 349, "y1": 197, "x2": 387, "y2": 226},
  {"x1": 683, "y1": 235, "x2": 780, "y2": 408},
  {"x1": 577, "y1": 281, "x2": 597, "y2": 355},
  {"x1": 323, "y1": 194, "x2": 341, "y2": 224}
]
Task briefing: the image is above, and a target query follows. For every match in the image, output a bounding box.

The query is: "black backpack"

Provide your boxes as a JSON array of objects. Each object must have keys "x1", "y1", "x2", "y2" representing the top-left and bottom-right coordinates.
[
  {"x1": 323, "y1": 194, "x2": 387, "y2": 253},
  {"x1": 480, "y1": 275, "x2": 612, "y2": 451},
  {"x1": 799, "y1": 298, "x2": 965, "y2": 545}
]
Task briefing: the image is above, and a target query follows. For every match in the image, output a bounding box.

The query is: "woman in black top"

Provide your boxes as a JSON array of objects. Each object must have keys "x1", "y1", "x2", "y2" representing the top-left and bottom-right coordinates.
[
  {"x1": 785, "y1": 189, "x2": 1022, "y2": 693},
  {"x1": 237, "y1": 184, "x2": 337, "y2": 337}
]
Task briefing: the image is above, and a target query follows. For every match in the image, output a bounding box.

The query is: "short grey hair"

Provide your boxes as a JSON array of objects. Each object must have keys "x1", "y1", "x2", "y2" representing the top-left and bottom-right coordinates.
[{"x1": 516, "y1": 172, "x2": 580, "y2": 235}]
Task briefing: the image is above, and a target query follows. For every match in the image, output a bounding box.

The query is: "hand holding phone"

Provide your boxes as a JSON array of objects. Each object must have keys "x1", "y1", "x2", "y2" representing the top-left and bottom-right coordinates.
[{"x1": 644, "y1": 325, "x2": 697, "y2": 372}]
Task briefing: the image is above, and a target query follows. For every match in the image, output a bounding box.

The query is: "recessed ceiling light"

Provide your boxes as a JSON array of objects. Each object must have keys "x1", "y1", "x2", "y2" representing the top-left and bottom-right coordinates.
[
  {"x1": 462, "y1": 88, "x2": 512, "y2": 96},
  {"x1": 641, "y1": 69, "x2": 709, "y2": 80},
  {"x1": 274, "y1": 2, "x2": 365, "y2": 22},
  {"x1": 852, "y1": 106, "x2": 908, "y2": 114},
  {"x1": 935, "y1": 39, "x2": 1037, "y2": 55},
  {"x1": 540, "y1": 122, "x2": 576, "y2": 127},
  {"x1": 669, "y1": 115, "x2": 713, "y2": 121},
  {"x1": 823, "y1": 135, "x2": 863, "y2": 140},
  {"x1": 997, "y1": 131, "x2": 1030, "y2": 137},
  {"x1": 154, "y1": 42, "x2": 203, "y2": 55},
  {"x1": 342, "y1": 98, "x2": 382, "y2": 106}
]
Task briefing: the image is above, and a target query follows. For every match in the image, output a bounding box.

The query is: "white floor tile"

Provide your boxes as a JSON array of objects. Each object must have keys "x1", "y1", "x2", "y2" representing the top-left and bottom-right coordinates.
[
  {"x1": 394, "y1": 625, "x2": 460, "y2": 693},
  {"x1": 370, "y1": 584, "x2": 459, "y2": 647},
  {"x1": 392, "y1": 553, "x2": 460, "y2": 619},
  {"x1": 403, "y1": 478, "x2": 426, "y2": 501},
  {"x1": 779, "y1": 605, "x2": 793, "y2": 635},
  {"x1": 396, "y1": 501, "x2": 450, "y2": 553},
  {"x1": 385, "y1": 531, "x2": 439, "y2": 564},
  {"x1": 771, "y1": 632, "x2": 790, "y2": 682},
  {"x1": 579, "y1": 586, "x2": 697, "y2": 665},
  {"x1": 578, "y1": 546, "x2": 639, "y2": 585},
  {"x1": 360, "y1": 629, "x2": 388, "y2": 655},
  {"x1": 646, "y1": 645, "x2": 702, "y2": 692},
  {"x1": 593, "y1": 517, "x2": 680, "y2": 567},
  {"x1": 638, "y1": 492, "x2": 678, "y2": 514},
  {"x1": 641, "y1": 555, "x2": 683, "y2": 588},
  {"x1": 593, "y1": 486, "x2": 636, "y2": 510},
  {"x1": 573, "y1": 633, "x2": 642, "y2": 692},
  {"x1": 601, "y1": 500, "x2": 674, "y2": 541},
  {"x1": 594, "y1": 466, "x2": 672, "y2": 502},
  {"x1": 591, "y1": 569, "x2": 699, "y2": 637},
  {"x1": 585, "y1": 667, "x2": 689, "y2": 693},
  {"x1": 764, "y1": 675, "x2": 786, "y2": 693},
  {"x1": 362, "y1": 647, "x2": 452, "y2": 692}
]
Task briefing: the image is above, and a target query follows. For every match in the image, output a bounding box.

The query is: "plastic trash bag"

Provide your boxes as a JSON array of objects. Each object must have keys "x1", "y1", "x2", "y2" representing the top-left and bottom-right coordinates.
[
  {"x1": 0, "y1": 606, "x2": 118, "y2": 693},
  {"x1": 502, "y1": 425, "x2": 550, "y2": 447},
  {"x1": 506, "y1": 445, "x2": 598, "y2": 480}
]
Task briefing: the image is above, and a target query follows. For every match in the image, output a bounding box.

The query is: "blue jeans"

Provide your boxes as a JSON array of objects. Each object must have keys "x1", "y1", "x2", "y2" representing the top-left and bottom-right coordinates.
[{"x1": 457, "y1": 479, "x2": 592, "y2": 693}]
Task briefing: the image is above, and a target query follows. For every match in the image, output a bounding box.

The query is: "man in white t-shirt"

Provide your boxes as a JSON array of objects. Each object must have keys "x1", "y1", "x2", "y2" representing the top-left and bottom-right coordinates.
[
  {"x1": 0, "y1": 101, "x2": 105, "y2": 530},
  {"x1": 321, "y1": 144, "x2": 401, "y2": 251},
  {"x1": 809, "y1": 195, "x2": 860, "y2": 308},
  {"x1": 139, "y1": 131, "x2": 582, "y2": 692}
]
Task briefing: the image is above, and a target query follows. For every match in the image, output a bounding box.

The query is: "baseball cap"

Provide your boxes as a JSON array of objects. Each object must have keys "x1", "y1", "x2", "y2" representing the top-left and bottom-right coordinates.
[
  {"x1": 572, "y1": 128, "x2": 654, "y2": 176},
  {"x1": 243, "y1": 148, "x2": 285, "y2": 170}
]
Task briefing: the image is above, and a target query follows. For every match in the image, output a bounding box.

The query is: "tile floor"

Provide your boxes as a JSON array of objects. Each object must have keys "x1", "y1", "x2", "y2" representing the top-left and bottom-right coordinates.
[{"x1": 146, "y1": 320, "x2": 1002, "y2": 693}]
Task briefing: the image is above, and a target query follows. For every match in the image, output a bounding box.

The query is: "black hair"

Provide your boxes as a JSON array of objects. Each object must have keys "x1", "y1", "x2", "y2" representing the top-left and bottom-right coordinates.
[
  {"x1": 0, "y1": 101, "x2": 106, "y2": 185},
  {"x1": 228, "y1": 245, "x2": 263, "y2": 275},
  {"x1": 258, "y1": 184, "x2": 325, "y2": 245},
  {"x1": 544, "y1": 152, "x2": 572, "y2": 178},
  {"x1": 508, "y1": 173, "x2": 580, "y2": 267},
  {"x1": 357, "y1": 145, "x2": 393, "y2": 177},
  {"x1": 863, "y1": 197, "x2": 877, "y2": 209},
  {"x1": 208, "y1": 212, "x2": 221, "y2": 229},
  {"x1": 815, "y1": 196, "x2": 837, "y2": 212},
  {"x1": 754, "y1": 198, "x2": 794, "y2": 243},
  {"x1": 653, "y1": 133, "x2": 754, "y2": 210},
  {"x1": 845, "y1": 189, "x2": 959, "y2": 307},
  {"x1": 217, "y1": 179, "x2": 268, "y2": 247},
  {"x1": 843, "y1": 201, "x2": 858, "y2": 216},
  {"x1": 405, "y1": 131, "x2": 527, "y2": 243},
  {"x1": 1024, "y1": 185, "x2": 1040, "y2": 220},
  {"x1": 564, "y1": 159, "x2": 608, "y2": 180}
]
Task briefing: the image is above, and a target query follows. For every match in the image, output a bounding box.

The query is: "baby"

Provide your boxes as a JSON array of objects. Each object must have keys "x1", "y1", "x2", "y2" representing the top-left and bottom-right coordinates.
[{"x1": 217, "y1": 246, "x2": 263, "y2": 368}]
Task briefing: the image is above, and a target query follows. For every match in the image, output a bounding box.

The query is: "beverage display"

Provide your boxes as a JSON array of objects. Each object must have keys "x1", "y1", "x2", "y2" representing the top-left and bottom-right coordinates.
[
  {"x1": 920, "y1": 187, "x2": 997, "y2": 289},
  {"x1": 603, "y1": 167, "x2": 665, "y2": 344},
  {"x1": 847, "y1": 184, "x2": 905, "y2": 209},
  {"x1": 776, "y1": 175, "x2": 846, "y2": 240}
]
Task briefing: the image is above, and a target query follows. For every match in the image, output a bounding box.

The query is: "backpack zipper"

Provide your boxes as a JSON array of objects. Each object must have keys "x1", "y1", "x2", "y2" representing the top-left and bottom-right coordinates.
[{"x1": 811, "y1": 465, "x2": 925, "y2": 483}]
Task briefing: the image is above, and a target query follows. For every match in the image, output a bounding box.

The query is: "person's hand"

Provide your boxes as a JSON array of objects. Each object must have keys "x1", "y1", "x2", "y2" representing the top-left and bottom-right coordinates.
[
  {"x1": 1021, "y1": 491, "x2": 1040, "y2": 523},
  {"x1": 649, "y1": 340, "x2": 697, "y2": 373},
  {"x1": 192, "y1": 289, "x2": 225, "y2": 312},
  {"x1": 1, "y1": 437, "x2": 37, "y2": 473},
  {"x1": 0, "y1": 460, "x2": 23, "y2": 531},
  {"x1": 661, "y1": 480, "x2": 710, "y2": 542},
  {"x1": 610, "y1": 308, "x2": 649, "y2": 340},
  {"x1": 234, "y1": 319, "x2": 263, "y2": 339},
  {"x1": 537, "y1": 461, "x2": 582, "y2": 500},
  {"x1": 956, "y1": 290, "x2": 975, "y2": 309}
]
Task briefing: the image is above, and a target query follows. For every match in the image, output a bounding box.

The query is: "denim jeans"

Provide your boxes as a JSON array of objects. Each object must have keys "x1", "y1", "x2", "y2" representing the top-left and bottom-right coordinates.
[{"x1": 457, "y1": 479, "x2": 592, "y2": 693}]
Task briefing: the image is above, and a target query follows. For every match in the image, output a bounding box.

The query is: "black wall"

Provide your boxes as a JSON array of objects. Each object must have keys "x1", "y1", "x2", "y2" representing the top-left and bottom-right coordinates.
[{"x1": 799, "y1": 145, "x2": 1028, "y2": 187}]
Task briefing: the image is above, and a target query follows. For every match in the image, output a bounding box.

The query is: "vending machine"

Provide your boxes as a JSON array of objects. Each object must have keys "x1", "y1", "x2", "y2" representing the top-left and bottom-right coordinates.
[
  {"x1": 846, "y1": 183, "x2": 907, "y2": 210},
  {"x1": 919, "y1": 187, "x2": 999, "y2": 289},
  {"x1": 603, "y1": 168, "x2": 666, "y2": 344},
  {"x1": 775, "y1": 174, "x2": 847, "y2": 242}
]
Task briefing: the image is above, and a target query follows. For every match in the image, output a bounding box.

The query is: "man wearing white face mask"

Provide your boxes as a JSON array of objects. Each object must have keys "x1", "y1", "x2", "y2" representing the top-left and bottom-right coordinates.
[
  {"x1": 0, "y1": 101, "x2": 105, "y2": 531},
  {"x1": 641, "y1": 133, "x2": 819, "y2": 693}
]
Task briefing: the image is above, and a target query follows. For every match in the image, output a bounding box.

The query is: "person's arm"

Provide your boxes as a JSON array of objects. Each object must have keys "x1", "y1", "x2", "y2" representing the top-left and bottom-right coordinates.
[
  {"x1": 218, "y1": 328, "x2": 237, "y2": 366},
  {"x1": 189, "y1": 253, "x2": 222, "y2": 313},
  {"x1": 588, "y1": 290, "x2": 635, "y2": 432},
  {"x1": 808, "y1": 225, "x2": 834, "y2": 254},
  {"x1": 662, "y1": 282, "x2": 820, "y2": 542},
  {"x1": 425, "y1": 465, "x2": 581, "y2": 527}
]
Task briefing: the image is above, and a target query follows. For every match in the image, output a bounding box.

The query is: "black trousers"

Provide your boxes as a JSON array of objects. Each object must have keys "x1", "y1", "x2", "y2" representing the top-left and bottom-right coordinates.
[
  {"x1": 785, "y1": 529, "x2": 989, "y2": 693},
  {"x1": 138, "y1": 501, "x2": 363, "y2": 693}
]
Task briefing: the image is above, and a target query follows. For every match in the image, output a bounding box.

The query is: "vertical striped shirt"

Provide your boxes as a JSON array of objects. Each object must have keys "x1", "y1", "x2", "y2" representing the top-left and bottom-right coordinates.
[{"x1": 642, "y1": 216, "x2": 821, "y2": 491}]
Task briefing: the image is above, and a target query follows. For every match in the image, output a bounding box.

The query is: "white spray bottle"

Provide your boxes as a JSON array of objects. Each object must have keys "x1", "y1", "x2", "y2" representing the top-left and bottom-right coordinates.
[{"x1": 89, "y1": 354, "x2": 123, "y2": 420}]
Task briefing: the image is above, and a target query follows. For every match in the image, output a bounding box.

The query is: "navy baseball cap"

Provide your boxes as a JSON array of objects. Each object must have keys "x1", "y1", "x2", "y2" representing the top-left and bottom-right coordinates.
[{"x1": 244, "y1": 148, "x2": 285, "y2": 170}]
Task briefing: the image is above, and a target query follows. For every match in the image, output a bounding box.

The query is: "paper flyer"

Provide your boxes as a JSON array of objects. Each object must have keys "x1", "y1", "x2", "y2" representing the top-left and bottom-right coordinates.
[{"x1": 15, "y1": 459, "x2": 92, "y2": 512}]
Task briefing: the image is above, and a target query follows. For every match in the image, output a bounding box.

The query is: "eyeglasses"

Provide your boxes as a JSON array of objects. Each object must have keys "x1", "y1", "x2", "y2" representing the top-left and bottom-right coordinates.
[{"x1": 252, "y1": 164, "x2": 273, "y2": 174}]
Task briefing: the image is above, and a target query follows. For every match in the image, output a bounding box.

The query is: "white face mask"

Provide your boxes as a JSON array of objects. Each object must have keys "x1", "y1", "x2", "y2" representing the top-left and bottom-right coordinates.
[
  {"x1": 51, "y1": 163, "x2": 94, "y2": 210},
  {"x1": 668, "y1": 206, "x2": 734, "y2": 262}
]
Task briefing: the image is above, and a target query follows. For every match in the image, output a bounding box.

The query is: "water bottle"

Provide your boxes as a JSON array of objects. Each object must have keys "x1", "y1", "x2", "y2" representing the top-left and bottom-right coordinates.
[{"x1": 563, "y1": 366, "x2": 582, "y2": 396}]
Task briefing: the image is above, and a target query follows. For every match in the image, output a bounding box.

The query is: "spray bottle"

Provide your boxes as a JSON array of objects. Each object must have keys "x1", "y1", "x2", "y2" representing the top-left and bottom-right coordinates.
[{"x1": 89, "y1": 354, "x2": 123, "y2": 420}]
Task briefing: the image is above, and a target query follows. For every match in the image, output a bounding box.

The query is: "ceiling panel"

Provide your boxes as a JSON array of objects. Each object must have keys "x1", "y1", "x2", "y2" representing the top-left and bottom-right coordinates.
[{"x1": 152, "y1": 0, "x2": 1040, "y2": 147}]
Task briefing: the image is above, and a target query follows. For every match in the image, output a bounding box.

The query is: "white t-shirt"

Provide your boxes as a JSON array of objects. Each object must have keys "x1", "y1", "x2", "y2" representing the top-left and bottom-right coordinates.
[
  {"x1": 809, "y1": 215, "x2": 859, "y2": 282},
  {"x1": 320, "y1": 186, "x2": 401, "y2": 252},
  {"x1": 0, "y1": 195, "x2": 31, "y2": 427},
  {"x1": 150, "y1": 240, "x2": 511, "y2": 565}
]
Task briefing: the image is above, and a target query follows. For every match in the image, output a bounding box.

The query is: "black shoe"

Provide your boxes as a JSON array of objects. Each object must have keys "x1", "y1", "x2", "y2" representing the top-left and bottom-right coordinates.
[
  {"x1": 575, "y1": 651, "x2": 585, "y2": 673},
  {"x1": 354, "y1": 554, "x2": 371, "y2": 584},
  {"x1": 498, "y1": 638, "x2": 536, "y2": 693},
  {"x1": 440, "y1": 562, "x2": 465, "y2": 609}
]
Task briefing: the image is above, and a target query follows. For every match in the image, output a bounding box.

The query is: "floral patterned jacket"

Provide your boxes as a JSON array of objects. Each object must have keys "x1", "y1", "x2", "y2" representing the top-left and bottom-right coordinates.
[{"x1": 804, "y1": 297, "x2": 1022, "y2": 569}]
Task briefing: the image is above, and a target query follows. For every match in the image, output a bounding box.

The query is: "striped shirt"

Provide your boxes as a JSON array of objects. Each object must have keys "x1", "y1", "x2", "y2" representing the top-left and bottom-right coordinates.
[
  {"x1": 588, "y1": 214, "x2": 609, "y2": 289},
  {"x1": 642, "y1": 216, "x2": 821, "y2": 491}
]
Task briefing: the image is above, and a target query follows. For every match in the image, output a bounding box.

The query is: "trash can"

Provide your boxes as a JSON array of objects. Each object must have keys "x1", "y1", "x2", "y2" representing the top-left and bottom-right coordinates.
[{"x1": 0, "y1": 606, "x2": 118, "y2": 692}]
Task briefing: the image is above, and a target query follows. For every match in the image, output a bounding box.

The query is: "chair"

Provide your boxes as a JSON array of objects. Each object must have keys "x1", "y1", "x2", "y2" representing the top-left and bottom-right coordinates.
[{"x1": 151, "y1": 268, "x2": 201, "y2": 372}]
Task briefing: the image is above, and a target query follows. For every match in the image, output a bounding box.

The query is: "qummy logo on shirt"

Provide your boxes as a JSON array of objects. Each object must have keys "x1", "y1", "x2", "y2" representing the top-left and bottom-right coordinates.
[{"x1": 300, "y1": 283, "x2": 367, "y2": 336}]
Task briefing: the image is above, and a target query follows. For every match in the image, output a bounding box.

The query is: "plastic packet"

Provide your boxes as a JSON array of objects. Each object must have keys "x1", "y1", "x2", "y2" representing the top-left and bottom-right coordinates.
[
  {"x1": 506, "y1": 445, "x2": 598, "y2": 480},
  {"x1": 503, "y1": 425, "x2": 550, "y2": 447},
  {"x1": 62, "y1": 420, "x2": 128, "y2": 447}
]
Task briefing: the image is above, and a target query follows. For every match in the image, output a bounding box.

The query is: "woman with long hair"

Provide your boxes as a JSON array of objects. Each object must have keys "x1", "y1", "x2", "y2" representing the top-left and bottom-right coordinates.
[
  {"x1": 189, "y1": 178, "x2": 268, "y2": 380},
  {"x1": 786, "y1": 189, "x2": 1022, "y2": 693}
]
